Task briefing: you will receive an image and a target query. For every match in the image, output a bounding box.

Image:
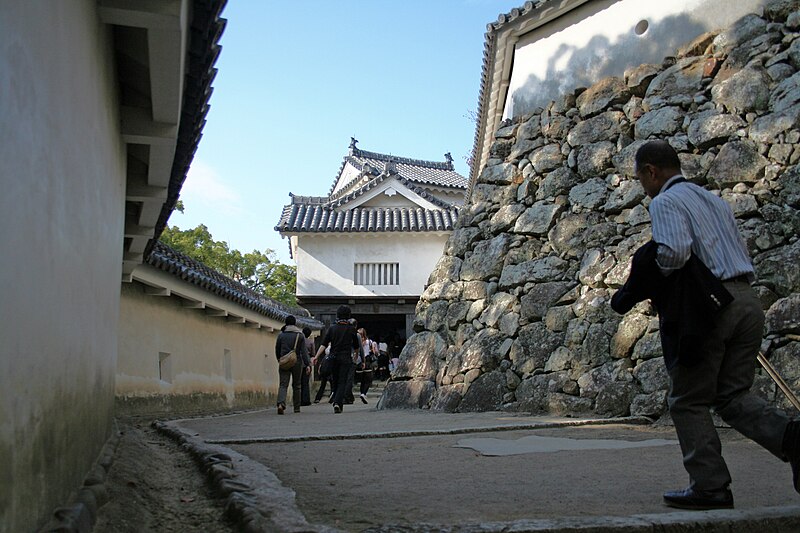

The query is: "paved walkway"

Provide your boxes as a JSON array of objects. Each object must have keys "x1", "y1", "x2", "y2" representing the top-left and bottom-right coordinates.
[{"x1": 161, "y1": 387, "x2": 800, "y2": 532}]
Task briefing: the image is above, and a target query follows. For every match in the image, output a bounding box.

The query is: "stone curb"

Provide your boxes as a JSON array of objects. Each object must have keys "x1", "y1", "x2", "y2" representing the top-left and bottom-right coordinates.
[
  {"x1": 39, "y1": 419, "x2": 122, "y2": 533},
  {"x1": 360, "y1": 505, "x2": 800, "y2": 532},
  {"x1": 153, "y1": 420, "x2": 343, "y2": 533},
  {"x1": 203, "y1": 415, "x2": 653, "y2": 445}
]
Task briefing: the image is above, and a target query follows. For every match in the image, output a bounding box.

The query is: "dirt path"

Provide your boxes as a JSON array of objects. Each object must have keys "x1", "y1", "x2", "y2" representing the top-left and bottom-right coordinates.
[{"x1": 94, "y1": 420, "x2": 235, "y2": 533}]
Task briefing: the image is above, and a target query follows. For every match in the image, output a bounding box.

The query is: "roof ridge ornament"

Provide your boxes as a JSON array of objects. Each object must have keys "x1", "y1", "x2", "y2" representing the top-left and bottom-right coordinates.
[
  {"x1": 349, "y1": 136, "x2": 358, "y2": 155},
  {"x1": 444, "y1": 152, "x2": 453, "y2": 170}
]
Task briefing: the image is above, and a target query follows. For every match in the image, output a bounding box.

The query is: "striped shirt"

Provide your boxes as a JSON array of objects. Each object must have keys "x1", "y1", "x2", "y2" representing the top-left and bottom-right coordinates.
[{"x1": 649, "y1": 175, "x2": 754, "y2": 281}]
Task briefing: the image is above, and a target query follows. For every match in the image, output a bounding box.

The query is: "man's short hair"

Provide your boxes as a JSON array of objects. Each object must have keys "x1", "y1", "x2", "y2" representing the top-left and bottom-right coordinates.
[
  {"x1": 284, "y1": 314, "x2": 296, "y2": 326},
  {"x1": 302, "y1": 326, "x2": 312, "y2": 337},
  {"x1": 336, "y1": 305, "x2": 352, "y2": 320},
  {"x1": 635, "y1": 140, "x2": 681, "y2": 172}
]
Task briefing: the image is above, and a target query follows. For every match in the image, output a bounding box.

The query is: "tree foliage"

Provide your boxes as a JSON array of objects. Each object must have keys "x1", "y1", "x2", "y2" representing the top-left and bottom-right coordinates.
[{"x1": 160, "y1": 223, "x2": 297, "y2": 307}]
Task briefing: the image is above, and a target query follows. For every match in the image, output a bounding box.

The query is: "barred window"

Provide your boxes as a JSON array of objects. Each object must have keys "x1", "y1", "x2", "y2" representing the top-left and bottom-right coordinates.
[{"x1": 354, "y1": 262, "x2": 400, "y2": 285}]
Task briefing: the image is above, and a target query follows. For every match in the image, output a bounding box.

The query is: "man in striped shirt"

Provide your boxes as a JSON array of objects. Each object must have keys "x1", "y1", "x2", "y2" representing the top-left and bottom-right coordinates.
[{"x1": 633, "y1": 140, "x2": 798, "y2": 510}]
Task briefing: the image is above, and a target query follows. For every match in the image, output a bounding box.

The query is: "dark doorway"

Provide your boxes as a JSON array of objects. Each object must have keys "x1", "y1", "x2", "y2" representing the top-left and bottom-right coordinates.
[{"x1": 352, "y1": 313, "x2": 406, "y2": 350}]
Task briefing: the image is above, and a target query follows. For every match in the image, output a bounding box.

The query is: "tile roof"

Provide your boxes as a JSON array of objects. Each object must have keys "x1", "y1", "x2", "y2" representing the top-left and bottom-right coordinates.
[
  {"x1": 329, "y1": 139, "x2": 467, "y2": 195},
  {"x1": 145, "y1": 0, "x2": 228, "y2": 259},
  {"x1": 275, "y1": 205, "x2": 460, "y2": 234},
  {"x1": 276, "y1": 139, "x2": 465, "y2": 235},
  {"x1": 148, "y1": 241, "x2": 322, "y2": 328}
]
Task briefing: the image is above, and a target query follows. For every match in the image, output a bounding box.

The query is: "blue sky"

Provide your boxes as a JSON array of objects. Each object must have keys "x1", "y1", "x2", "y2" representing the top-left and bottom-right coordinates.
[{"x1": 172, "y1": 1, "x2": 523, "y2": 263}]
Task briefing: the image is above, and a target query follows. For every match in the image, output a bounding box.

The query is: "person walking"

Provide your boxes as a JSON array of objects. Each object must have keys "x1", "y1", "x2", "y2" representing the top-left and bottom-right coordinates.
[
  {"x1": 355, "y1": 328, "x2": 377, "y2": 404},
  {"x1": 314, "y1": 305, "x2": 359, "y2": 413},
  {"x1": 312, "y1": 344, "x2": 333, "y2": 404},
  {"x1": 611, "y1": 140, "x2": 799, "y2": 510},
  {"x1": 300, "y1": 327, "x2": 315, "y2": 406},
  {"x1": 274, "y1": 315, "x2": 309, "y2": 414}
]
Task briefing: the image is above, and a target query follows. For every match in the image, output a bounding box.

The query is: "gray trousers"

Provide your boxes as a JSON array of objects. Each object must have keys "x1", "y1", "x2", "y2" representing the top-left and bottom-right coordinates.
[
  {"x1": 277, "y1": 359, "x2": 302, "y2": 408},
  {"x1": 667, "y1": 280, "x2": 790, "y2": 491}
]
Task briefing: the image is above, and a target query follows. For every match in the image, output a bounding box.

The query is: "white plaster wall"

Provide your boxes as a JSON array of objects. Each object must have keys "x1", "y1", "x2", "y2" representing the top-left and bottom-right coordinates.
[
  {"x1": 117, "y1": 283, "x2": 282, "y2": 405},
  {"x1": 295, "y1": 233, "x2": 450, "y2": 297},
  {"x1": 0, "y1": 1, "x2": 125, "y2": 530},
  {"x1": 504, "y1": 0, "x2": 768, "y2": 118}
]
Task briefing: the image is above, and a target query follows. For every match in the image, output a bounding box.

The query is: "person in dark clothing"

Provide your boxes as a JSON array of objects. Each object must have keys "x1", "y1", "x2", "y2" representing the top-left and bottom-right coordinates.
[
  {"x1": 274, "y1": 315, "x2": 309, "y2": 414},
  {"x1": 613, "y1": 140, "x2": 799, "y2": 510},
  {"x1": 312, "y1": 344, "x2": 333, "y2": 404},
  {"x1": 300, "y1": 327, "x2": 314, "y2": 406},
  {"x1": 313, "y1": 305, "x2": 359, "y2": 413}
]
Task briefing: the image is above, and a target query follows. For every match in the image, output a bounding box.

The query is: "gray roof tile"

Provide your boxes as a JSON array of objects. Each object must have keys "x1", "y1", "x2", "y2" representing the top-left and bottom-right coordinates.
[
  {"x1": 148, "y1": 241, "x2": 322, "y2": 328},
  {"x1": 275, "y1": 205, "x2": 460, "y2": 234}
]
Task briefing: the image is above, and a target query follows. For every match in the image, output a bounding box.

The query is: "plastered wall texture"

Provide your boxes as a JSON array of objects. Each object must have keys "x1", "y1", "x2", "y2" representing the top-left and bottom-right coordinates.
[
  {"x1": 379, "y1": 0, "x2": 800, "y2": 418},
  {"x1": 116, "y1": 282, "x2": 282, "y2": 416}
]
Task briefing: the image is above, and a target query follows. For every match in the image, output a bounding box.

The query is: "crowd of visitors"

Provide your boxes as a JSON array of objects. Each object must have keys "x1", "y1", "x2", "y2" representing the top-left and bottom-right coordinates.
[{"x1": 274, "y1": 306, "x2": 403, "y2": 415}]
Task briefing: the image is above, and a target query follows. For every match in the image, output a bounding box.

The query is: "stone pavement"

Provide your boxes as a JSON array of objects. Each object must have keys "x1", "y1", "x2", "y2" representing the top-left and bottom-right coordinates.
[{"x1": 159, "y1": 387, "x2": 800, "y2": 532}]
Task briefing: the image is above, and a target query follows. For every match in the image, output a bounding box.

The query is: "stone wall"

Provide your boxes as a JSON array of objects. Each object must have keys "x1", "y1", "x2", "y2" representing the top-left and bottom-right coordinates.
[{"x1": 379, "y1": 0, "x2": 800, "y2": 418}]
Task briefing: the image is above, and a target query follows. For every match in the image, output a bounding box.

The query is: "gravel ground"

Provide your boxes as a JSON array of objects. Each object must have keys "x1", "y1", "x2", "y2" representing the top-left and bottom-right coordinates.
[{"x1": 93, "y1": 420, "x2": 235, "y2": 533}]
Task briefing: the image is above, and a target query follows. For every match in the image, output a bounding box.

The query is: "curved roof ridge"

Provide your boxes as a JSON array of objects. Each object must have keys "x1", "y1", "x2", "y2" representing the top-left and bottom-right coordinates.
[{"x1": 352, "y1": 147, "x2": 454, "y2": 171}]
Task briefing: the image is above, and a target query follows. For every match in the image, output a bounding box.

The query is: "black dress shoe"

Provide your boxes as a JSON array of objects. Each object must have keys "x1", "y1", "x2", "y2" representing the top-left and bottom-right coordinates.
[
  {"x1": 783, "y1": 419, "x2": 800, "y2": 493},
  {"x1": 663, "y1": 487, "x2": 733, "y2": 510}
]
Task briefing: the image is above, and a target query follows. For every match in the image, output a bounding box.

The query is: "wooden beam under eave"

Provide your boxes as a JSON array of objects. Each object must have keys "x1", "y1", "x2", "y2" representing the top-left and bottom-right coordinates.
[
  {"x1": 144, "y1": 286, "x2": 170, "y2": 296},
  {"x1": 120, "y1": 106, "x2": 177, "y2": 146},
  {"x1": 126, "y1": 171, "x2": 167, "y2": 202},
  {"x1": 182, "y1": 300, "x2": 205, "y2": 309},
  {"x1": 245, "y1": 322, "x2": 261, "y2": 329},
  {"x1": 205, "y1": 308, "x2": 227, "y2": 317},
  {"x1": 98, "y1": 0, "x2": 182, "y2": 31},
  {"x1": 227, "y1": 316, "x2": 245, "y2": 324}
]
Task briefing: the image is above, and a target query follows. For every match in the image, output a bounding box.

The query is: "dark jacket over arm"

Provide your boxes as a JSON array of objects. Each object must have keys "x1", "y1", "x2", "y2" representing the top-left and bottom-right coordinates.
[{"x1": 611, "y1": 240, "x2": 732, "y2": 369}]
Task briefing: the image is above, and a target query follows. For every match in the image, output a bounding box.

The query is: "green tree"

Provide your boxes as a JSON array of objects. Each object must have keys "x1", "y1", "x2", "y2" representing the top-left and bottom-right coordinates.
[{"x1": 160, "y1": 223, "x2": 297, "y2": 307}]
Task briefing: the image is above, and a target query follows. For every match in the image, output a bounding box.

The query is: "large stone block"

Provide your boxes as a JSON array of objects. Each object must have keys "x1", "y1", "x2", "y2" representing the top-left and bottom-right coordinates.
[
  {"x1": 377, "y1": 380, "x2": 436, "y2": 410},
  {"x1": 479, "y1": 162, "x2": 518, "y2": 185},
  {"x1": 595, "y1": 381, "x2": 637, "y2": 416},
  {"x1": 611, "y1": 313, "x2": 649, "y2": 359},
  {"x1": 749, "y1": 105, "x2": 800, "y2": 143},
  {"x1": 460, "y1": 234, "x2": 510, "y2": 281},
  {"x1": 520, "y1": 282, "x2": 574, "y2": 320},
  {"x1": 499, "y1": 255, "x2": 569, "y2": 289},
  {"x1": 459, "y1": 371, "x2": 507, "y2": 412},
  {"x1": 766, "y1": 295, "x2": 800, "y2": 334},
  {"x1": 513, "y1": 201, "x2": 564, "y2": 235},
  {"x1": 576, "y1": 142, "x2": 616, "y2": 177},
  {"x1": 764, "y1": 0, "x2": 800, "y2": 22},
  {"x1": 531, "y1": 143, "x2": 564, "y2": 173},
  {"x1": 711, "y1": 64, "x2": 771, "y2": 114},
  {"x1": 635, "y1": 106, "x2": 684, "y2": 139},
  {"x1": 393, "y1": 331, "x2": 448, "y2": 381},
  {"x1": 457, "y1": 327, "x2": 507, "y2": 373},
  {"x1": 429, "y1": 384, "x2": 463, "y2": 412},
  {"x1": 707, "y1": 140, "x2": 768, "y2": 188},
  {"x1": 567, "y1": 111, "x2": 627, "y2": 146},
  {"x1": 536, "y1": 167, "x2": 582, "y2": 199},
  {"x1": 633, "y1": 357, "x2": 669, "y2": 393},
  {"x1": 756, "y1": 239, "x2": 800, "y2": 297},
  {"x1": 630, "y1": 391, "x2": 667, "y2": 418},
  {"x1": 712, "y1": 13, "x2": 768, "y2": 53},
  {"x1": 569, "y1": 178, "x2": 608, "y2": 210},
  {"x1": 510, "y1": 322, "x2": 565, "y2": 375},
  {"x1": 576, "y1": 76, "x2": 631, "y2": 118},
  {"x1": 687, "y1": 110, "x2": 745, "y2": 149},
  {"x1": 643, "y1": 57, "x2": 707, "y2": 109},
  {"x1": 604, "y1": 179, "x2": 645, "y2": 214}
]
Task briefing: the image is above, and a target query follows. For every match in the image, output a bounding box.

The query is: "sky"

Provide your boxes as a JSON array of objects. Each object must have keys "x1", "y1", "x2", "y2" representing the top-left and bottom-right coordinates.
[{"x1": 172, "y1": 1, "x2": 524, "y2": 264}]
